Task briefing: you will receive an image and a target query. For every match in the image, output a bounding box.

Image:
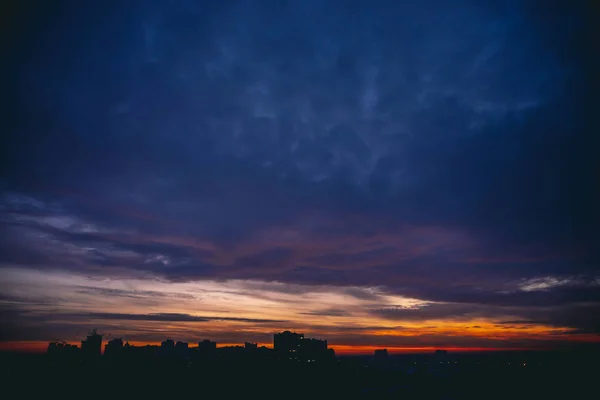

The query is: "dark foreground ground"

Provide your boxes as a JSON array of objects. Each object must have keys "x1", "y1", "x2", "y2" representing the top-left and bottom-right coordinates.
[{"x1": 1, "y1": 350, "x2": 597, "y2": 399}]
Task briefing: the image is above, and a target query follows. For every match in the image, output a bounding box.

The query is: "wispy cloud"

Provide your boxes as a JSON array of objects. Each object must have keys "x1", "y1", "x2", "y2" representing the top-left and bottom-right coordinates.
[{"x1": 1, "y1": 0, "x2": 597, "y2": 349}]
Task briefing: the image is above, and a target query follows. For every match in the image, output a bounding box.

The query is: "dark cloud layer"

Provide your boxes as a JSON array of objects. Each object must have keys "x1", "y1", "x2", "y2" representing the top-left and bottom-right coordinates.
[
  {"x1": 64, "y1": 312, "x2": 286, "y2": 324},
  {"x1": 1, "y1": 0, "x2": 599, "y2": 345}
]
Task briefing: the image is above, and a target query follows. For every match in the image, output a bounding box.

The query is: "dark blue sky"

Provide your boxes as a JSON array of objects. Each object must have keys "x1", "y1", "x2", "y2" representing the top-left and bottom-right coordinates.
[{"x1": 1, "y1": 0, "x2": 598, "y2": 349}]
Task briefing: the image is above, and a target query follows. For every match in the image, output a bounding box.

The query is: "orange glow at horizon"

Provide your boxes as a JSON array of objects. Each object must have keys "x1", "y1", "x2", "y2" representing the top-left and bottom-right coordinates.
[
  {"x1": 0, "y1": 341, "x2": 553, "y2": 355},
  {"x1": 1, "y1": 268, "x2": 599, "y2": 353}
]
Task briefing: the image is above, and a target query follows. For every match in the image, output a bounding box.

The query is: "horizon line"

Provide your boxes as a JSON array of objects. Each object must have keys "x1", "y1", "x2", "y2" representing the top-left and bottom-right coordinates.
[{"x1": 0, "y1": 340, "x2": 552, "y2": 355}]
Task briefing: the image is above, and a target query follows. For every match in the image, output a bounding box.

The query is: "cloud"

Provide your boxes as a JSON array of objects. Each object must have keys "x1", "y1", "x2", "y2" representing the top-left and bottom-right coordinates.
[
  {"x1": 233, "y1": 248, "x2": 295, "y2": 271},
  {"x1": 1, "y1": 0, "x2": 598, "y2": 347},
  {"x1": 372, "y1": 299, "x2": 600, "y2": 335},
  {"x1": 518, "y1": 276, "x2": 595, "y2": 292},
  {"x1": 299, "y1": 308, "x2": 353, "y2": 317},
  {"x1": 65, "y1": 312, "x2": 287, "y2": 324},
  {"x1": 372, "y1": 303, "x2": 489, "y2": 322},
  {"x1": 73, "y1": 286, "x2": 198, "y2": 301}
]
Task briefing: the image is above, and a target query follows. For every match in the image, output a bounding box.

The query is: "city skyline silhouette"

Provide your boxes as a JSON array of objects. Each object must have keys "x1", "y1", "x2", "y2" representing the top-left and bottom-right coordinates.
[{"x1": 1, "y1": 0, "x2": 598, "y2": 397}]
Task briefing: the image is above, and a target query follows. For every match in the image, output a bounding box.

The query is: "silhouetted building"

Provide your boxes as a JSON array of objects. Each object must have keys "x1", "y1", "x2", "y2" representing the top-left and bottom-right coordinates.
[
  {"x1": 176, "y1": 341, "x2": 188, "y2": 350},
  {"x1": 299, "y1": 338, "x2": 328, "y2": 361},
  {"x1": 194, "y1": 339, "x2": 217, "y2": 364},
  {"x1": 435, "y1": 349, "x2": 448, "y2": 357},
  {"x1": 81, "y1": 329, "x2": 102, "y2": 363},
  {"x1": 374, "y1": 349, "x2": 389, "y2": 360},
  {"x1": 218, "y1": 346, "x2": 247, "y2": 362},
  {"x1": 159, "y1": 338, "x2": 177, "y2": 359},
  {"x1": 326, "y1": 348, "x2": 336, "y2": 359},
  {"x1": 274, "y1": 331, "x2": 304, "y2": 359},
  {"x1": 198, "y1": 339, "x2": 217, "y2": 351},
  {"x1": 175, "y1": 341, "x2": 189, "y2": 360},
  {"x1": 104, "y1": 338, "x2": 124, "y2": 357},
  {"x1": 47, "y1": 341, "x2": 63, "y2": 355},
  {"x1": 245, "y1": 342, "x2": 258, "y2": 350},
  {"x1": 273, "y1": 331, "x2": 334, "y2": 362},
  {"x1": 47, "y1": 341, "x2": 80, "y2": 365}
]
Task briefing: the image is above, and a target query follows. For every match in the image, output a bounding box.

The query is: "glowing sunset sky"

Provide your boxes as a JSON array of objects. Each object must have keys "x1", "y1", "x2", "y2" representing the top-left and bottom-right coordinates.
[{"x1": 1, "y1": 0, "x2": 598, "y2": 353}]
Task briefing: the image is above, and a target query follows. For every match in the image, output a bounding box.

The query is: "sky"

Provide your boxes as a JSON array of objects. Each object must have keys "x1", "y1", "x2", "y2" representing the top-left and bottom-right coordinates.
[{"x1": 1, "y1": 0, "x2": 598, "y2": 354}]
